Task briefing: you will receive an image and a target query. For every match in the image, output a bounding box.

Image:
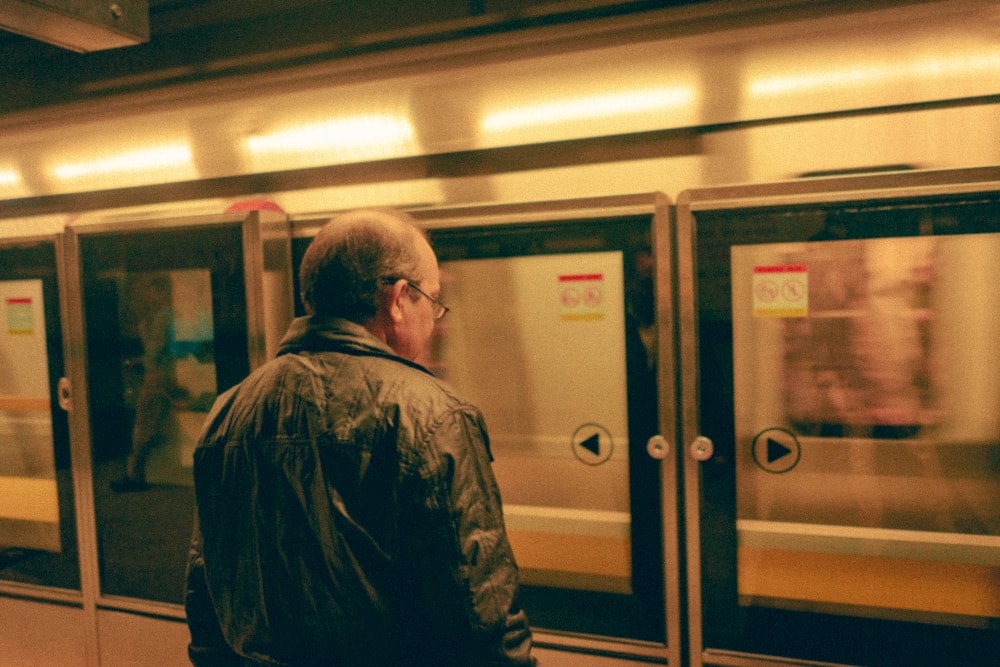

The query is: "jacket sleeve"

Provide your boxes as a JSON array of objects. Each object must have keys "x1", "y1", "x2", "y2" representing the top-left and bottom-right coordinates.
[
  {"x1": 184, "y1": 516, "x2": 245, "y2": 667},
  {"x1": 410, "y1": 405, "x2": 538, "y2": 666}
]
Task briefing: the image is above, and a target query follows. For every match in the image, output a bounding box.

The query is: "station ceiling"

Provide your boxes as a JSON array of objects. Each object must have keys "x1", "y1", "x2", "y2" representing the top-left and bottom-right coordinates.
[{"x1": 0, "y1": 0, "x2": 711, "y2": 115}]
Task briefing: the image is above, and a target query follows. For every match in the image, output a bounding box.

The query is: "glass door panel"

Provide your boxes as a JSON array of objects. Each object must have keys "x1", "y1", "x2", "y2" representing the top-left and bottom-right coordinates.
[
  {"x1": 427, "y1": 215, "x2": 665, "y2": 644},
  {"x1": 72, "y1": 212, "x2": 290, "y2": 605},
  {"x1": 0, "y1": 240, "x2": 78, "y2": 591},
  {"x1": 439, "y1": 252, "x2": 632, "y2": 589},
  {"x1": 291, "y1": 199, "x2": 675, "y2": 659},
  {"x1": 681, "y1": 179, "x2": 1000, "y2": 667},
  {"x1": 80, "y1": 226, "x2": 243, "y2": 604}
]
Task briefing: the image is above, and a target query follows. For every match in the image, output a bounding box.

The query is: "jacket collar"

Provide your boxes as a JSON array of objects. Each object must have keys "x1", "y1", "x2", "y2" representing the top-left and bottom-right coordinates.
[{"x1": 276, "y1": 315, "x2": 432, "y2": 375}]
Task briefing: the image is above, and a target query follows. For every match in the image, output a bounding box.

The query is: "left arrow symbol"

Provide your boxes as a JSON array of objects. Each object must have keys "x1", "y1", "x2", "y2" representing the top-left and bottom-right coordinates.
[{"x1": 580, "y1": 433, "x2": 601, "y2": 456}]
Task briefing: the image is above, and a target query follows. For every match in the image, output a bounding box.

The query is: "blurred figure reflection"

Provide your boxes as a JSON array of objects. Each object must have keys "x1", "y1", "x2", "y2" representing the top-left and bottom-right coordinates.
[{"x1": 112, "y1": 275, "x2": 186, "y2": 492}]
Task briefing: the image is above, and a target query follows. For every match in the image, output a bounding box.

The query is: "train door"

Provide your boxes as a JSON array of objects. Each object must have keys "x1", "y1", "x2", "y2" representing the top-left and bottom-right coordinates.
[
  {"x1": 413, "y1": 194, "x2": 682, "y2": 664},
  {"x1": 61, "y1": 211, "x2": 291, "y2": 656},
  {"x1": 0, "y1": 235, "x2": 87, "y2": 663},
  {"x1": 676, "y1": 168, "x2": 1000, "y2": 666}
]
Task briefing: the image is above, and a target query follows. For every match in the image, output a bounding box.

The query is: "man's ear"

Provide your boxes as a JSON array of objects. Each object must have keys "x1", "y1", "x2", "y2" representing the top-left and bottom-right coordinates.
[{"x1": 385, "y1": 279, "x2": 408, "y2": 323}]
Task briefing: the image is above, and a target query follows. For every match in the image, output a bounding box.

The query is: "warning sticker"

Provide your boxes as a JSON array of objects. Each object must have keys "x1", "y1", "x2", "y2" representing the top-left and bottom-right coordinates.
[
  {"x1": 559, "y1": 273, "x2": 605, "y2": 321},
  {"x1": 753, "y1": 265, "x2": 807, "y2": 317},
  {"x1": 6, "y1": 297, "x2": 33, "y2": 334}
]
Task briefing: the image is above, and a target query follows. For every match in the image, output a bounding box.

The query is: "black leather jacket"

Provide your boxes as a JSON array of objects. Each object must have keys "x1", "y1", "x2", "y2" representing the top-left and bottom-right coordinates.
[{"x1": 185, "y1": 316, "x2": 536, "y2": 666}]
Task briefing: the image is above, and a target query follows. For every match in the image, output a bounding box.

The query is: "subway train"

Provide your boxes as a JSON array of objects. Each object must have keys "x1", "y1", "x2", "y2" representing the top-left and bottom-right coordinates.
[{"x1": 1, "y1": 1, "x2": 999, "y2": 665}]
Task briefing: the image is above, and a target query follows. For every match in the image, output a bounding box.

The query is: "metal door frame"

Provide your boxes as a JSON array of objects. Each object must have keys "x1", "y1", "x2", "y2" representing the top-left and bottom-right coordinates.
[
  {"x1": 675, "y1": 165, "x2": 1000, "y2": 667},
  {"x1": 403, "y1": 193, "x2": 681, "y2": 665},
  {"x1": 60, "y1": 209, "x2": 290, "y2": 665}
]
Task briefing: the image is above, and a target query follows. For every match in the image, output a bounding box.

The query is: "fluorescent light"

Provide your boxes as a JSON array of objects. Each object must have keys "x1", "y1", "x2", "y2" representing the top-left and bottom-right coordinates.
[
  {"x1": 245, "y1": 115, "x2": 416, "y2": 159},
  {"x1": 0, "y1": 166, "x2": 32, "y2": 198},
  {"x1": 482, "y1": 86, "x2": 696, "y2": 133},
  {"x1": 51, "y1": 144, "x2": 193, "y2": 181},
  {"x1": 0, "y1": 168, "x2": 21, "y2": 187},
  {"x1": 750, "y1": 51, "x2": 1000, "y2": 97}
]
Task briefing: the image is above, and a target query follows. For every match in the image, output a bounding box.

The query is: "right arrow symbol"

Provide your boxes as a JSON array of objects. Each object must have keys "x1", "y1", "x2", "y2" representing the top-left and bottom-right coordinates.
[
  {"x1": 752, "y1": 428, "x2": 801, "y2": 473},
  {"x1": 767, "y1": 437, "x2": 792, "y2": 463}
]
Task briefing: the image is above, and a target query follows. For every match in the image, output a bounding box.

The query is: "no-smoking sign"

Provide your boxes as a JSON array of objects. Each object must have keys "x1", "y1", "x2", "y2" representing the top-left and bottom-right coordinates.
[
  {"x1": 752, "y1": 264, "x2": 808, "y2": 317},
  {"x1": 559, "y1": 273, "x2": 605, "y2": 320}
]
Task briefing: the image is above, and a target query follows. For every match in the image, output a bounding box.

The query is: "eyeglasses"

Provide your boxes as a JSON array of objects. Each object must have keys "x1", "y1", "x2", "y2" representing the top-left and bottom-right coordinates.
[
  {"x1": 405, "y1": 281, "x2": 450, "y2": 320},
  {"x1": 382, "y1": 277, "x2": 449, "y2": 320}
]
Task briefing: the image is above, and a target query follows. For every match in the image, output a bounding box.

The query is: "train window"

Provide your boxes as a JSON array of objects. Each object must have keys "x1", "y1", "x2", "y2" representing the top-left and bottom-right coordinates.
[
  {"x1": 79, "y1": 224, "x2": 250, "y2": 604},
  {"x1": 689, "y1": 192, "x2": 1000, "y2": 665},
  {"x1": 0, "y1": 240, "x2": 78, "y2": 592}
]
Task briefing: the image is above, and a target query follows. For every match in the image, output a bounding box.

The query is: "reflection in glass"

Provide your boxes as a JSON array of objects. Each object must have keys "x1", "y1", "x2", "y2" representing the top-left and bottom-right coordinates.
[
  {"x1": 0, "y1": 243, "x2": 78, "y2": 592},
  {"x1": 1, "y1": 280, "x2": 60, "y2": 552},
  {"x1": 435, "y1": 252, "x2": 632, "y2": 594},
  {"x1": 84, "y1": 263, "x2": 223, "y2": 603},
  {"x1": 423, "y1": 214, "x2": 664, "y2": 643},
  {"x1": 112, "y1": 271, "x2": 216, "y2": 491},
  {"x1": 79, "y1": 223, "x2": 254, "y2": 605},
  {"x1": 731, "y1": 233, "x2": 1000, "y2": 624}
]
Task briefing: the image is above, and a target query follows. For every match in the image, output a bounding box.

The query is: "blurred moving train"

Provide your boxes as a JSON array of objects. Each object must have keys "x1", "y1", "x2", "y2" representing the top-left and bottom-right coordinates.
[{"x1": 0, "y1": 1, "x2": 998, "y2": 665}]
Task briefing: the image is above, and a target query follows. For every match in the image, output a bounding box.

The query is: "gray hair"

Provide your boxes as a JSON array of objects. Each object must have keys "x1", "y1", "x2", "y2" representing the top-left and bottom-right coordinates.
[{"x1": 299, "y1": 208, "x2": 427, "y2": 321}]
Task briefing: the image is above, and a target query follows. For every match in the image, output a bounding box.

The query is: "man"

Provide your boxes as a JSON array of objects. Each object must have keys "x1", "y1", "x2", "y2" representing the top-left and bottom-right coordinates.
[{"x1": 184, "y1": 208, "x2": 536, "y2": 666}]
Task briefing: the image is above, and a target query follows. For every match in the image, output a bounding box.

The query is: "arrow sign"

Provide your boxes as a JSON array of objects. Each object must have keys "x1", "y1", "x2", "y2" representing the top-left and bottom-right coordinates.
[
  {"x1": 767, "y1": 437, "x2": 792, "y2": 463},
  {"x1": 571, "y1": 423, "x2": 614, "y2": 465},
  {"x1": 580, "y1": 432, "x2": 601, "y2": 456},
  {"x1": 751, "y1": 427, "x2": 801, "y2": 473}
]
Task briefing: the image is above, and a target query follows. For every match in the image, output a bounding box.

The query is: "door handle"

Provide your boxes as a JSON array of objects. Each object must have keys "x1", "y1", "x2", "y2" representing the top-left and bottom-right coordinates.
[
  {"x1": 646, "y1": 434, "x2": 670, "y2": 460},
  {"x1": 690, "y1": 435, "x2": 714, "y2": 461},
  {"x1": 57, "y1": 376, "x2": 72, "y2": 412}
]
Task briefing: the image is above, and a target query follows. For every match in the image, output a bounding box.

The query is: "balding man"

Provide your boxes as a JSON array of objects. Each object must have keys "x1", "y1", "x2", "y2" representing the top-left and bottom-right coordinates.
[{"x1": 185, "y1": 208, "x2": 536, "y2": 666}]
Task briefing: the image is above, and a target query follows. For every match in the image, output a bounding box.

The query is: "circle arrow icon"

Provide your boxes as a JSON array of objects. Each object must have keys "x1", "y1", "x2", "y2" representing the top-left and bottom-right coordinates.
[{"x1": 751, "y1": 427, "x2": 801, "y2": 473}]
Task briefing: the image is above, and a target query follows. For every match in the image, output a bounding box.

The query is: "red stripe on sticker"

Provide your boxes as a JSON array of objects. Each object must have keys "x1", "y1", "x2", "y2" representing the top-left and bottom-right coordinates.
[
  {"x1": 559, "y1": 274, "x2": 604, "y2": 282},
  {"x1": 6, "y1": 298, "x2": 31, "y2": 304},
  {"x1": 753, "y1": 265, "x2": 807, "y2": 273}
]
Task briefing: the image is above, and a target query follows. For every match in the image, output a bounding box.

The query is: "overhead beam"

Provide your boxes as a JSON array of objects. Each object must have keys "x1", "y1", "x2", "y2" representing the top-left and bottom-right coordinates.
[{"x1": 0, "y1": 0, "x2": 148, "y2": 52}]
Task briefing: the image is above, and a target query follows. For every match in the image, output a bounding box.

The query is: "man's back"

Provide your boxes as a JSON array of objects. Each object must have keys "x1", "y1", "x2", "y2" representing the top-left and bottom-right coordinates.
[{"x1": 186, "y1": 316, "x2": 535, "y2": 666}]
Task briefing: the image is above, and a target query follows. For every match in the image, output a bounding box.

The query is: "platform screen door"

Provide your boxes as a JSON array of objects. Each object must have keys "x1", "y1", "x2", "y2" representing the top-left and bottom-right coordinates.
[
  {"x1": 77, "y1": 223, "x2": 250, "y2": 604},
  {"x1": 427, "y1": 215, "x2": 665, "y2": 644},
  {"x1": 0, "y1": 240, "x2": 78, "y2": 591},
  {"x1": 684, "y1": 189, "x2": 1000, "y2": 667}
]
